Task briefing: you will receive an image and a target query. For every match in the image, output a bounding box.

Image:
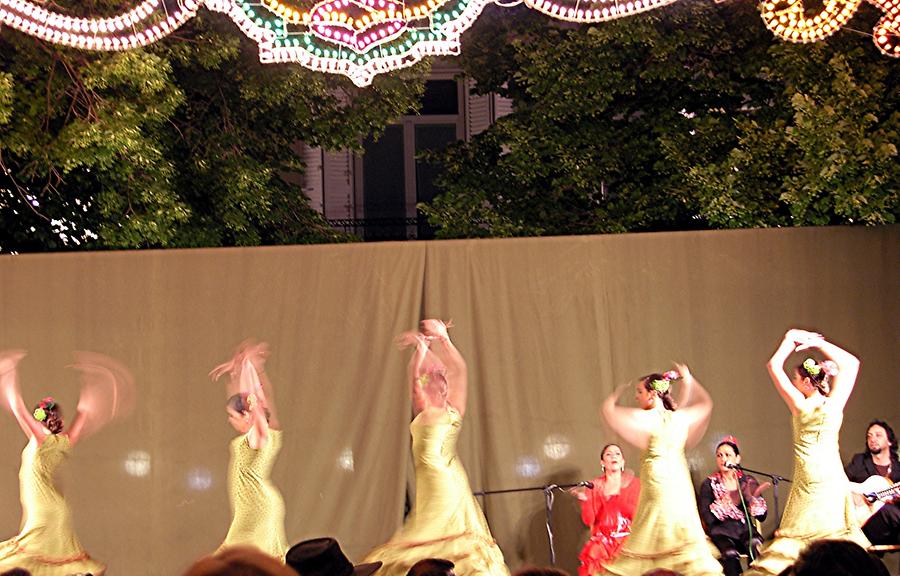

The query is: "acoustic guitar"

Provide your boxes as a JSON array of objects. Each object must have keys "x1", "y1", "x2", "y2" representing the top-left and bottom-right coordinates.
[{"x1": 850, "y1": 475, "x2": 900, "y2": 526}]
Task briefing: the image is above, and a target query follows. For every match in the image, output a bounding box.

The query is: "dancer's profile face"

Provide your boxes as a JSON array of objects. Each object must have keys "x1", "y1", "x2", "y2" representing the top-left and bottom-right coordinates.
[
  {"x1": 634, "y1": 382, "x2": 655, "y2": 409},
  {"x1": 791, "y1": 371, "x2": 816, "y2": 397},
  {"x1": 227, "y1": 407, "x2": 252, "y2": 434},
  {"x1": 715, "y1": 444, "x2": 740, "y2": 473}
]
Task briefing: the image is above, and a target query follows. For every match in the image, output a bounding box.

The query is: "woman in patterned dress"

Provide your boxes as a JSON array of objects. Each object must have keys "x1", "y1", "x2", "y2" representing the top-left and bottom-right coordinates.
[
  {"x1": 362, "y1": 320, "x2": 508, "y2": 576},
  {"x1": 698, "y1": 436, "x2": 769, "y2": 576},
  {"x1": 744, "y1": 330, "x2": 869, "y2": 576},
  {"x1": 0, "y1": 350, "x2": 133, "y2": 575},
  {"x1": 598, "y1": 364, "x2": 724, "y2": 576},
  {"x1": 209, "y1": 341, "x2": 288, "y2": 560}
]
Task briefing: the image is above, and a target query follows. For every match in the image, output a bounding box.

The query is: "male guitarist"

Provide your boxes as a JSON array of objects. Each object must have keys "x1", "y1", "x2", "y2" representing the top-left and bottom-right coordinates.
[{"x1": 845, "y1": 420, "x2": 900, "y2": 545}]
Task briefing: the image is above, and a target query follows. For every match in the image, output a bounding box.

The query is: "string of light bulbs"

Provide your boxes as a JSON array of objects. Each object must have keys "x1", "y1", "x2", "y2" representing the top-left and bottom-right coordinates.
[{"x1": 0, "y1": 0, "x2": 895, "y2": 86}]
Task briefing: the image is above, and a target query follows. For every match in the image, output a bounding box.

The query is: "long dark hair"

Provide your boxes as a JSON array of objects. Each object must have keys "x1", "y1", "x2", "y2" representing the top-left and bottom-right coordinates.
[
  {"x1": 226, "y1": 393, "x2": 270, "y2": 422},
  {"x1": 33, "y1": 401, "x2": 63, "y2": 434},
  {"x1": 867, "y1": 420, "x2": 898, "y2": 461},
  {"x1": 794, "y1": 359, "x2": 832, "y2": 396},
  {"x1": 641, "y1": 373, "x2": 677, "y2": 411}
]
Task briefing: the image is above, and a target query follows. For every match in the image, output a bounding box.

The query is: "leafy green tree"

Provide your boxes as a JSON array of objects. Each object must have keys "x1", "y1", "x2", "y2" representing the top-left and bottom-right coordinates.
[
  {"x1": 422, "y1": 3, "x2": 898, "y2": 238},
  {"x1": 0, "y1": 5, "x2": 428, "y2": 252},
  {"x1": 677, "y1": 43, "x2": 899, "y2": 227}
]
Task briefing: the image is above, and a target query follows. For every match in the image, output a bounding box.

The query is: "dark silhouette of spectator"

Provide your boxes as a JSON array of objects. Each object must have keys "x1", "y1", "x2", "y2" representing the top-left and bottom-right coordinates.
[
  {"x1": 1, "y1": 569, "x2": 33, "y2": 576},
  {"x1": 511, "y1": 566, "x2": 571, "y2": 576},
  {"x1": 405, "y1": 559, "x2": 455, "y2": 576},
  {"x1": 182, "y1": 545, "x2": 296, "y2": 576},
  {"x1": 775, "y1": 539, "x2": 889, "y2": 576},
  {"x1": 286, "y1": 538, "x2": 381, "y2": 576}
]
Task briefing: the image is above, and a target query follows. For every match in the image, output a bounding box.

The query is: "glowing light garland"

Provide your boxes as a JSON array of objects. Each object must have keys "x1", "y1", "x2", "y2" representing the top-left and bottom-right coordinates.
[{"x1": 0, "y1": 0, "x2": 896, "y2": 86}]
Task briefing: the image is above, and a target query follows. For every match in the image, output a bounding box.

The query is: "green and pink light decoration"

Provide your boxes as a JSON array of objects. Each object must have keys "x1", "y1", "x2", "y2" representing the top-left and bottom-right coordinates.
[{"x1": 0, "y1": 0, "x2": 897, "y2": 86}]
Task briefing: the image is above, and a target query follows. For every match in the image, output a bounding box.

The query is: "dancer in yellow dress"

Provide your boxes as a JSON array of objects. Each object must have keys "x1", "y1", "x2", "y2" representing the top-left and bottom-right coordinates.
[
  {"x1": 363, "y1": 319, "x2": 508, "y2": 576},
  {"x1": 209, "y1": 341, "x2": 288, "y2": 560},
  {"x1": 0, "y1": 350, "x2": 133, "y2": 575},
  {"x1": 599, "y1": 364, "x2": 724, "y2": 576},
  {"x1": 744, "y1": 329, "x2": 869, "y2": 576}
]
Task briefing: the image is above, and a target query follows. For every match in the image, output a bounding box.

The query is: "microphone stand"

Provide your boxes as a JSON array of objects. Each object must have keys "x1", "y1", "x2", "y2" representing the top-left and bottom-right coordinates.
[
  {"x1": 474, "y1": 482, "x2": 591, "y2": 565},
  {"x1": 734, "y1": 465, "x2": 792, "y2": 529}
]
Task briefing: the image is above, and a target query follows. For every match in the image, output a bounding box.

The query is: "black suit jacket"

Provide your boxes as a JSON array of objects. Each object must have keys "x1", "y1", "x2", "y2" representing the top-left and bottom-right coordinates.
[{"x1": 845, "y1": 452, "x2": 900, "y2": 484}]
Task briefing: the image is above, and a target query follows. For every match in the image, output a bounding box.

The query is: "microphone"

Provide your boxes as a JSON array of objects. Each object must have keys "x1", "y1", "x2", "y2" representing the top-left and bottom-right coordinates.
[
  {"x1": 725, "y1": 462, "x2": 742, "y2": 470},
  {"x1": 579, "y1": 480, "x2": 595, "y2": 489}
]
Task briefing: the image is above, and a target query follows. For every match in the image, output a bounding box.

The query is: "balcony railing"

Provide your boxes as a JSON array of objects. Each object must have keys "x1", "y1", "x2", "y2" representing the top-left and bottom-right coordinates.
[{"x1": 327, "y1": 216, "x2": 434, "y2": 241}]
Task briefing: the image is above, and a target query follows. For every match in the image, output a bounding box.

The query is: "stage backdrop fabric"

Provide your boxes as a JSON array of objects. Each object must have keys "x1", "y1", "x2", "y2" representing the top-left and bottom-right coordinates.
[{"x1": 0, "y1": 226, "x2": 896, "y2": 575}]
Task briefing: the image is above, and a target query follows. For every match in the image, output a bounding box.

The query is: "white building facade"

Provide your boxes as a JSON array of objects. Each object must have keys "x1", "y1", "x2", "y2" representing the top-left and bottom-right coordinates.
[{"x1": 298, "y1": 63, "x2": 512, "y2": 240}]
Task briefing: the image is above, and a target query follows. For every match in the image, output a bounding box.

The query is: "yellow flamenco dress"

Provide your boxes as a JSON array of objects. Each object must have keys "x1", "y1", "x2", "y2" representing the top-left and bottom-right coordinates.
[
  {"x1": 600, "y1": 409, "x2": 724, "y2": 576},
  {"x1": 744, "y1": 394, "x2": 869, "y2": 576},
  {"x1": 363, "y1": 406, "x2": 509, "y2": 576},
  {"x1": 218, "y1": 429, "x2": 288, "y2": 560},
  {"x1": 0, "y1": 434, "x2": 106, "y2": 575}
]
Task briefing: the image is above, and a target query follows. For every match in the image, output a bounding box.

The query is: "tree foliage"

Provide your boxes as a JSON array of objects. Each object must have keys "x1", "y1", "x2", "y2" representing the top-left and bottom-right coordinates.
[
  {"x1": 0, "y1": 3, "x2": 428, "y2": 252},
  {"x1": 422, "y1": 2, "x2": 899, "y2": 238}
]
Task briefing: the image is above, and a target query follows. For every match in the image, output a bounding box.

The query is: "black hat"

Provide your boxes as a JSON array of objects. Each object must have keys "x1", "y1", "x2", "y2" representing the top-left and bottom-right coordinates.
[{"x1": 286, "y1": 538, "x2": 382, "y2": 576}]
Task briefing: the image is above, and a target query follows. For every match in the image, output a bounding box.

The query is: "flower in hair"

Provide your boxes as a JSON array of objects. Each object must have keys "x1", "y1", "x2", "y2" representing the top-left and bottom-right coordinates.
[
  {"x1": 802, "y1": 358, "x2": 821, "y2": 376},
  {"x1": 650, "y1": 370, "x2": 680, "y2": 393},
  {"x1": 821, "y1": 360, "x2": 839, "y2": 377},
  {"x1": 650, "y1": 379, "x2": 670, "y2": 393},
  {"x1": 720, "y1": 435, "x2": 739, "y2": 449},
  {"x1": 33, "y1": 407, "x2": 47, "y2": 421}
]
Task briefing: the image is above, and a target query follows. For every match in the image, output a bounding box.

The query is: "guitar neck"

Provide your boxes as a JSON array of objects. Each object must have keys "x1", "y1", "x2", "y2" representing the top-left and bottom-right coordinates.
[{"x1": 876, "y1": 482, "x2": 900, "y2": 500}]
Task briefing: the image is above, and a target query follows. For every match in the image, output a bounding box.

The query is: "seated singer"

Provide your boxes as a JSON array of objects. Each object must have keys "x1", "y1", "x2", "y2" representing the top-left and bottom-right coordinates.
[
  {"x1": 845, "y1": 420, "x2": 900, "y2": 545},
  {"x1": 699, "y1": 436, "x2": 769, "y2": 576},
  {"x1": 570, "y1": 443, "x2": 641, "y2": 576}
]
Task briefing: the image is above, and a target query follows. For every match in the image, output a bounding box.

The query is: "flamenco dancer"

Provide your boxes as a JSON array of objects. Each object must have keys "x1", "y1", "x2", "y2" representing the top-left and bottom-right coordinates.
[
  {"x1": 362, "y1": 319, "x2": 508, "y2": 576},
  {"x1": 0, "y1": 350, "x2": 134, "y2": 575},
  {"x1": 599, "y1": 364, "x2": 724, "y2": 576},
  {"x1": 209, "y1": 341, "x2": 288, "y2": 560},
  {"x1": 745, "y1": 330, "x2": 869, "y2": 575},
  {"x1": 570, "y1": 443, "x2": 640, "y2": 576}
]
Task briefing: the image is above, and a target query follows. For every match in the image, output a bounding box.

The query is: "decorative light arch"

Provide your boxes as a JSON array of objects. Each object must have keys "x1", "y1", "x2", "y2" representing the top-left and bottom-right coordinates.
[{"x1": 0, "y1": 0, "x2": 896, "y2": 86}]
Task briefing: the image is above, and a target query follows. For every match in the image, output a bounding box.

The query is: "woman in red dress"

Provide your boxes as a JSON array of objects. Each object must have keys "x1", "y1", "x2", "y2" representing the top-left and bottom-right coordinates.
[{"x1": 571, "y1": 443, "x2": 641, "y2": 576}]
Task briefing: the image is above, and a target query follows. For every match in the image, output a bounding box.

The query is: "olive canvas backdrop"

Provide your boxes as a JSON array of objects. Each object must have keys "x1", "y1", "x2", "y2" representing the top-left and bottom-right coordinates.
[{"x1": 0, "y1": 226, "x2": 896, "y2": 575}]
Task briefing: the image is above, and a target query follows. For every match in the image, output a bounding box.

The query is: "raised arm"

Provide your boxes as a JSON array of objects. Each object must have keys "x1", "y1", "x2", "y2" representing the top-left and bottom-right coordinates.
[
  {"x1": 210, "y1": 341, "x2": 275, "y2": 448},
  {"x1": 766, "y1": 330, "x2": 810, "y2": 415},
  {"x1": 66, "y1": 352, "x2": 136, "y2": 446},
  {"x1": 242, "y1": 342, "x2": 280, "y2": 431},
  {"x1": 674, "y1": 363, "x2": 713, "y2": 449},
  {"x1": 0, "y1": 350, "x2": 46, "y2": 440},
  {"x1": 238, "y1": 358, "x2": 271, "y2": 448},
  {"x1": 421, "y1": 319, "x2": 468, "y2": 417},
  {"x1": 600, "y1": 384, "x2": 653, "y2": 451},
  {"x1": 398, "y1": 331, "x2": 431, "y2": 416}
]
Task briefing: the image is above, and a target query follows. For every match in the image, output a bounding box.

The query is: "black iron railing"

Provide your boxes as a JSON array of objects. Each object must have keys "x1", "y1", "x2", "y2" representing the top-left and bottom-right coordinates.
[{"x1": 327, "y1": 216, "x2": 435, "y2": 241}]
